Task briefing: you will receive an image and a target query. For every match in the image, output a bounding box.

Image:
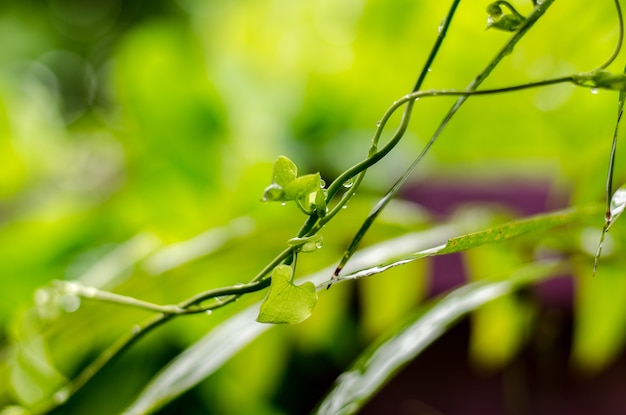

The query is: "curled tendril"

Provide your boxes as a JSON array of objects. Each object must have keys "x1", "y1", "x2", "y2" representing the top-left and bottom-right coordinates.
[{"x1": 486, "y1": 1, "x2": 527, "y2": 32}]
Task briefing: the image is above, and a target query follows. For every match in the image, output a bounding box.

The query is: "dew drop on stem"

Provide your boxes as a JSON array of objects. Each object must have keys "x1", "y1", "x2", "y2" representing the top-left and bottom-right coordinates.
[
  {"x1": 53, "y1": 388, "x2": 70, "y2": 404},
  {"x1": 591, "y1": 88, "x2": 599, "y2": 95}
]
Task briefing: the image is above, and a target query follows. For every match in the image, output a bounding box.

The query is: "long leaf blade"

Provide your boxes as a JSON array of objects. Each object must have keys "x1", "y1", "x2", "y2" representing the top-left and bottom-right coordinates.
[
  {"x1": 315, "y1": 261, "x2": 565, "y2": 415},
  {"x1": 331, "y1": 205, "x2": 602, "y2": 283},
  {"x1": 122, "y1": 223, "x2": 467, "y2": 414}
]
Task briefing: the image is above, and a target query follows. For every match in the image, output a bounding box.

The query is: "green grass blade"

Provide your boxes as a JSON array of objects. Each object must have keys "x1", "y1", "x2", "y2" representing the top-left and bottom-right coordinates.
[
  {"x1": 594, "y1": 64, "x2": 626, "y2": 274},
  {"x1": 334, "y1": 0, "x2": 557, "y2": 276},
  {"x1": 332, "y1": 205, "x2": 602, "y2": 283},
  {"x1": 314, "y1": 261, "x2": 566, "y2": 415},
  {"x1": 122, "y1": 223, "x2": 465, "y2": 414}
]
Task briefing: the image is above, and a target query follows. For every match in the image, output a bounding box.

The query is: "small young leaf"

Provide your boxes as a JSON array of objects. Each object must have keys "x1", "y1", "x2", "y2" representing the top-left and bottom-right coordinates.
[
  {"x1": 283, "y1": 173, "x2": 321, "y2": 200},
  {"x1": 257, "y1": 265, "x2": 318, "y2": 324},
  {"x1": 287, "y1": 234, "x2": 323, "y2": 253},
  {"x1": 272, "y1": 156, "x2": 298, "y2": 187},
  {"x1": 573, "y1": 262, "x2": 626, "y2": 372}
]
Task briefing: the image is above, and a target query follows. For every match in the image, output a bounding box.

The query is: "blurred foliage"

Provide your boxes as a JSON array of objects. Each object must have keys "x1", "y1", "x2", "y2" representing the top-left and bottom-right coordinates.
[{"x1": 1, "y1": 0, "x2": 626, "y2": 414}]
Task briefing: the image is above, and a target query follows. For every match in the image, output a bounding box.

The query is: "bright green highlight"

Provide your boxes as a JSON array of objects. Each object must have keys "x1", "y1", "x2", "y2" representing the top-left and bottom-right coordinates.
[
  {"x1": 262, "y1": 156, "x2": 326, "y2": 217},
  {"x1": 257, "y1": 265, "x2": 318, "y2": 325}
]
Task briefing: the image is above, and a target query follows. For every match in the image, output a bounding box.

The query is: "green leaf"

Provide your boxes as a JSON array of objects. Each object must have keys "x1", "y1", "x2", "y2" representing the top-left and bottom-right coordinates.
[
  {"x1": 470, "y1": 294, "x2": 530, "y2": 370},
  {"x1": 0, "y1": 406, "x2": 31, "y2": 415},
  {"x1": 314, "y1": 261, "x2": 563, "y2": 415},
  {"x1": 262, "y1": 158, "x2": 323, "y2": 205},
  {"x1": 464, "y1": 245, "x2": 528, "y2": 369},
  {"x1": 283, "y1": 173, "x2": 321, "y2": 200},
  {"x1": 334, "y1": 205, "x2": 602, "y2": 282},
  {"x1": 573, "y1": 262, "x2": 626, "y2": 372},
  {"x1": 123, "y1": 306, "x2": 271, "y2": 414},
  {"x1": 122, "y1": 226, "x2": 512, "y2": 414},
  {"x1": 272, "y1": 156, "x2": 297, "y2": 187},
  {"x1": 257, "y1": 265, "x2": 318, "y2": 324}
]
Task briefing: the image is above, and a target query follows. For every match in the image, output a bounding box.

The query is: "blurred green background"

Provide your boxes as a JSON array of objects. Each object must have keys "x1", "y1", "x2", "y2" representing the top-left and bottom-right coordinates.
[{"x1": 1, "y1": 0, "x2": 626, "y2": 414}]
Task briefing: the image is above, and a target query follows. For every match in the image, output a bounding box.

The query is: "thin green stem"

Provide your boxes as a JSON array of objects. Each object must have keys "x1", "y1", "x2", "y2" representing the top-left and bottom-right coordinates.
[
  {"x1": 594, "y1": 64, "x2": 626, "y2": 276},
  {"x1": 333, "y1": 0, "x2": 557, "y2": 276},
  {"x1": 40, "y1": 246, "x2": 287, "y2": 414},
  {"x1": 294, "y1": 0, "x2": 463, "y2": 243},
  {"x1": 492, "y1": 1, "x2": 526, "y2": 19},
  {"x1": 597, "y1": 0, "x2": 624, "y2": 70},
  {"x1": 412, "y1": 0, "x2": 461, "y2": 93}
]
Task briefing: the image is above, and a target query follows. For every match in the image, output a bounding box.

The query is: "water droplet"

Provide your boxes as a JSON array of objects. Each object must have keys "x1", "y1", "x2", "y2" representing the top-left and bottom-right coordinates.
[
  {"x1": 205, "y1": 310, "x2": 213, "y2": 316},
  {"x1": 591, "y1": 88, "x2": 599, "y2": 95},
  {"x1": 315, "y1": 240, "x2": 323, "y2": 249},
  {"x1": 427, "y1": 68, "x2": 432, "y2": 72},
  {"x1": 320, "y1": 179, "x2": 326, "y2": 188},
  {"x1": 375, "y1": 121, "x2": 381, "y2": 127},
  {"x1": 61, "y1": 294, "x2": 80, "y2": 312},
  {"x1": 341, "y1": 205, "x2": 348, "y2": 209},
  {"x1": 53, "y1": 388, "x2": 70, "y2": 404},
  {"x1": 342, "y1": 178, "x2": 354, "y2": 189},
  {"x1": 438, "y1": 18, "x2": 446, "y2": 34},
  {"x1": 132, "y1": 325, "x2": 141, "y2": 335},
  {"x1": 280, "y1": 202, "x2": 286, "y2": 206}
]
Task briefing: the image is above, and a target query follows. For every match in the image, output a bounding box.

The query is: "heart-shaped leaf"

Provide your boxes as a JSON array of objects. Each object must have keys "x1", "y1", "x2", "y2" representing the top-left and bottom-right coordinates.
[{"x1": 257, "y1": 265, "x2": 318, "y2": 324}]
